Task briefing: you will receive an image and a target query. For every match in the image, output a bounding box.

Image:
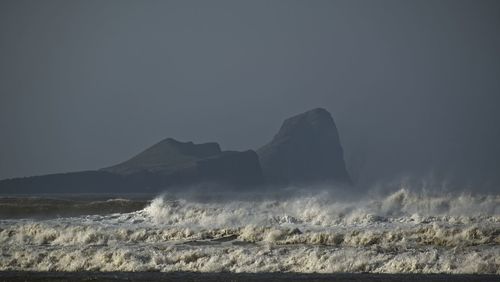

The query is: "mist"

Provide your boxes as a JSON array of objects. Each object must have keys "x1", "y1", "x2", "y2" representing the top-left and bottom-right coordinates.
[{"x1": 1, "y1": 0, "x2": 499, "y2": 193}]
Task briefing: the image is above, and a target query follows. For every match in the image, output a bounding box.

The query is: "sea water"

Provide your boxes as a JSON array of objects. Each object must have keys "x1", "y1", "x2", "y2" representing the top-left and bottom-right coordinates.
[{"x1": 0, "y1": 188, "x2": 498, "y2": 274}]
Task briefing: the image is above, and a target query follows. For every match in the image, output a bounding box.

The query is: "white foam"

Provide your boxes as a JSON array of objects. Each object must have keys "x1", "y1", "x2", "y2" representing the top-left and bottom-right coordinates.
[{"x1": 0, "y1": 189, "x2": 498, "y2": 273}]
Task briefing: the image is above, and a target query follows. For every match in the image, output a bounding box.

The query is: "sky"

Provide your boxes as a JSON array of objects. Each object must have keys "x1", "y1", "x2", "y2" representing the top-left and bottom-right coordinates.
[{"x1": 1, "y1": 0, "x2": 499, "y2": 192}]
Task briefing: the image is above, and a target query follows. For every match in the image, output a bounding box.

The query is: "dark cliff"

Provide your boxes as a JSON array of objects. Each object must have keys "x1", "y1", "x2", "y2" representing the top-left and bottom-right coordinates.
[
  {"x1": 101, "y1": 138, "x2": 264, "y2": 188},
  {"x1": 0, "y1": 108, "x2": 351, "y2": 194},
  {"x1": 0, "y1": 139, "x2": 264, "y2": 194},
  {"x1": 257, "y1": 108, "x2": 351, "y2": 185}
]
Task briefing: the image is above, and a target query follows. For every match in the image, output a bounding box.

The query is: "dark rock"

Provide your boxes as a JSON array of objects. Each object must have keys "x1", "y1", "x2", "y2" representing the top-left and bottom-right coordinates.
[
  {"x1": 102, "y1": 138, "x2": 222, "y2": 175},
  {"x1": 257, "y1": 108, "x2": 351, "y2": 185},
  {"x1": 0, "y1": 108, "x2": 351, "y2": 194},
  {"x1": 195, "y1": 150, "x2": 264, "y2": 186},
  {"x1": 0, "y1": 139, "x2": 264, "y2": 194},
  {"x1": 101, "y1": 138, "x2": 264, "y2": 190}
]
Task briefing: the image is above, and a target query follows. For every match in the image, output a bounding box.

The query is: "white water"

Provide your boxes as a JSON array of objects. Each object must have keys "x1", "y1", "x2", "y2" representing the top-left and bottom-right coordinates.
[{"x1": 0, "y1": 189, "x2": 499, "y2": 273}]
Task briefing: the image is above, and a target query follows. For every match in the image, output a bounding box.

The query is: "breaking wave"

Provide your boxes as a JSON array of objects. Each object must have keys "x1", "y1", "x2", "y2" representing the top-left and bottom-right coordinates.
[
  {"x1": 144, "y1": 188, "x2": 500, "y2": 227},
  {"x1": 0, "y1": 189, "x2": 498, "y2": 273}
]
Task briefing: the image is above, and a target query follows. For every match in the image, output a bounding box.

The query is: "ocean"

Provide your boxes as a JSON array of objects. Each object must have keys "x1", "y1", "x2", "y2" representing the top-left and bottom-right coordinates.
[{"x1": 0, "y1": 188, "x2": 498, "y2": 279}]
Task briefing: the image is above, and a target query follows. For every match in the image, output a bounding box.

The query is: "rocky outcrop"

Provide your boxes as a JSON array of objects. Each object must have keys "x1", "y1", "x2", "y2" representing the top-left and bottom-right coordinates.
[
  {"x1": 0, "y1": 139, "x2": 264, "y2": 194},
  {"x1": 102, "y1": 138, "x2": 222, "y2": 176},
  {"x1": 0, "y1": 108, "x2": 351, "y2": 194},
  {"x1": 99, "y1": 138, "x2": 264, "y2": 190},
  {"x1": 257, "y1": 108, "x2": 351, "y2": 185},
  {"x1": 195, "y1": 150, "x2": 263, "y2": 185}
]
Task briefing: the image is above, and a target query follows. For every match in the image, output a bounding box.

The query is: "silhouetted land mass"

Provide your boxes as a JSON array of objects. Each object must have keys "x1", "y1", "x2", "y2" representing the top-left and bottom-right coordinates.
[
  {"x1": 258, "y1": 108, "x2": 351, "y2": 185},
  {"x1": 101, "y1": 138, "x2": 264, "y2": 190},
  {"x1": 102, "y1": 138, "x2": 223, "y2": 175},
  {"x1": 0, "y1": 108, "x2": 350, "y2": 193}
]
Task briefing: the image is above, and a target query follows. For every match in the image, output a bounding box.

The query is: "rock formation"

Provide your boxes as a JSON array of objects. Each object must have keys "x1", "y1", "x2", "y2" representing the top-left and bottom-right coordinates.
[
  {"x1": 100, "y1": 138, "x2": 264, "y2": 189},
  {"x1": 257, "y1": 108, "x2": 351, "y2": 185},
  {"x1": 102, "y1": 138, "x2": 222, "y2": 176},
  {"x1": 0, "y1": 108, "x2": 351, "y2": 193}
]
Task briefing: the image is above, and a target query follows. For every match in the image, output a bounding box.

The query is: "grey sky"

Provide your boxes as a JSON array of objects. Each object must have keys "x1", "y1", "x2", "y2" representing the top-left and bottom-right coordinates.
[{"x1": 1, "y1": 0, "x2": 499, "y2": 191}]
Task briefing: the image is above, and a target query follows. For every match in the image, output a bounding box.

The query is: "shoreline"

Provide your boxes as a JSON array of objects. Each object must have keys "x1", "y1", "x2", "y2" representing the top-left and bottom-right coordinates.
[{"x1": 0, "y1": 272, "x2": 499, "y2": 282}]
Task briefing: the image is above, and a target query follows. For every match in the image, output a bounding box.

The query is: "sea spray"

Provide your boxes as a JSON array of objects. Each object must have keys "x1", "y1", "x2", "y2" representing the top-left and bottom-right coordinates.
[{"x1": 0, "y1": 189, "x2": 498, "y2": 273}]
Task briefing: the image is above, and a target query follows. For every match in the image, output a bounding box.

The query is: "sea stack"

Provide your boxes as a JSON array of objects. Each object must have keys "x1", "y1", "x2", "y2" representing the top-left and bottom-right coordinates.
[{"x1": 257, "y1": 108, "x2": 351, "y2": 185}]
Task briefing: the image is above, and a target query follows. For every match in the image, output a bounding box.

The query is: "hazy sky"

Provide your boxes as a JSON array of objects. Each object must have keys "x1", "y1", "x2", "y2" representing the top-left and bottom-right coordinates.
[{"x1": 1, "y1": 0, "x2": 499, "y2": 191}]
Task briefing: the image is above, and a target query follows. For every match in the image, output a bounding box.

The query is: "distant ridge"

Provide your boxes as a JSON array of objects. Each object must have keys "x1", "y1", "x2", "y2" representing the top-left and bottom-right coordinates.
[
  {"x1": 102, "y1": 138, "x2": 222, "y2": 175},
  {"x1": 0, "y1": 108, "x2": 351, "y2": 193}
]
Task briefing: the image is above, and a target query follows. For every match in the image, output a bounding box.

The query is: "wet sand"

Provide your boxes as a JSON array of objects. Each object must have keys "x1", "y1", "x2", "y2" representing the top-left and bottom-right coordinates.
[{"x1": 0, "y1": 272, "x2": 499, "y2": 282}]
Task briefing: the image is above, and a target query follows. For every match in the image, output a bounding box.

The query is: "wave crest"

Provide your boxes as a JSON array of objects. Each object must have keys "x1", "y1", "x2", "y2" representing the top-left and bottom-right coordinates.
[
  {"x1": 0, "y1": 188, "x2": 498, "y2": 273},
  {"x1": 142, "y1": 189, "x2": 500, "y2": 227}
]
